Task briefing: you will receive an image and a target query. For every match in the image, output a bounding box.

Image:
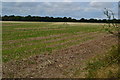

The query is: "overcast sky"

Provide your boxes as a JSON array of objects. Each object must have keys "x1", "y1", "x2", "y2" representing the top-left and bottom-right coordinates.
[
  {"x1": 2, "y1": 0, "x2": 119, "y2": 2},
  {"x1": 2, "y1": 1, "x2": 118, "y2": 19}
]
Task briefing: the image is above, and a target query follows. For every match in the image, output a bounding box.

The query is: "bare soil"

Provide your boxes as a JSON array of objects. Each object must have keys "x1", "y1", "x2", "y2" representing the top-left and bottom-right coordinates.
[{"x1": 2, "y1": 34, "x2": 118, "y2": 78}]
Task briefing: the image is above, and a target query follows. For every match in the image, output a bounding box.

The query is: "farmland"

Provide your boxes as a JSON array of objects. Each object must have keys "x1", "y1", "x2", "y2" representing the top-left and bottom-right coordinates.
[{"x1": 2, "y1": 21, "x2": 118, "y2": 78}]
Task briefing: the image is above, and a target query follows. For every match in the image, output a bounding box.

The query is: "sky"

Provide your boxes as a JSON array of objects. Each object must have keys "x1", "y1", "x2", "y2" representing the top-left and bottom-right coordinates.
[
  {"x1": 2, "y1": 0, "x2": 119, "y2": 19},
  {"x1": 2, "y1": 0, "x2": 120, "y2": 2}
]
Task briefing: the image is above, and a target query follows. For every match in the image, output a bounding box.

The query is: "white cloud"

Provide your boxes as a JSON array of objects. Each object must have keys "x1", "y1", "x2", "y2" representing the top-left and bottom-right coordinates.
[
  {"x1": 63, "y1": 0, "x2": 72, "y2": 2},
  {"x1": 89, "y1": 1, "x2": 112, "y2": 9}
]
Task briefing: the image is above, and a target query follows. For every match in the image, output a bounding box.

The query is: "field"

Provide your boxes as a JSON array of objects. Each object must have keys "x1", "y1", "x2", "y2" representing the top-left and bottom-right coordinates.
[{"x1": 2, "y1": 21, "x2": 118, "y2": 78}]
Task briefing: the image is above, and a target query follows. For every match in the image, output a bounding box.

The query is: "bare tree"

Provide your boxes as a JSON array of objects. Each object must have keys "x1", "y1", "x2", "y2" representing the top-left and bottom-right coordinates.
[{"x1": 103, "y1": 8, "x2": 120, "y2": 37}]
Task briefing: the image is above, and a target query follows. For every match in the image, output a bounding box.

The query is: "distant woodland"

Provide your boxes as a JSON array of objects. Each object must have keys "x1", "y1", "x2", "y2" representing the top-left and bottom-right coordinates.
[{"x1": 1, "y1": 15, "x2": 120, "y2": 23}]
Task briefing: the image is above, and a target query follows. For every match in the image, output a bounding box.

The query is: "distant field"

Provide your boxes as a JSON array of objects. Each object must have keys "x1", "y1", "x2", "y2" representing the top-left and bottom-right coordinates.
[
  {"x1": 2, "y1": 22, "x2": 118, "y2": 78},
  {"x1": 2, "y1": 22, "x2": 103, "y2": 62}
]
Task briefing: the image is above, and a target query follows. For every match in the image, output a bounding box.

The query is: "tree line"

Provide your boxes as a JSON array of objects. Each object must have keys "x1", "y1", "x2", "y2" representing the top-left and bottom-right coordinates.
[{"x1": 1, "y1": 15, "x2": 120, "y2": 23}]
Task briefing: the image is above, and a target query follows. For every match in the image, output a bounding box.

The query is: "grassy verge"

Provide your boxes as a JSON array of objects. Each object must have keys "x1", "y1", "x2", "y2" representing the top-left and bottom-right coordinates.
[{"x1": 85, "y1": 45, "x2": 120, "y2": 78}]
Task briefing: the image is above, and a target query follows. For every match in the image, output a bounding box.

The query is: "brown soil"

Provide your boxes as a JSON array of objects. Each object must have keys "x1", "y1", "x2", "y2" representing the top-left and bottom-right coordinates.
[{"x1": 2, "y1": 34, "x2": 118, "y2": 78}]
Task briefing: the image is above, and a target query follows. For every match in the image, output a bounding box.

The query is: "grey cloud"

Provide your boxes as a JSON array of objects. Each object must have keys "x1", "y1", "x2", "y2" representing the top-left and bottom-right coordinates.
[{"x1": 2, "y1": 2, "x2": 117, "y2": 19}]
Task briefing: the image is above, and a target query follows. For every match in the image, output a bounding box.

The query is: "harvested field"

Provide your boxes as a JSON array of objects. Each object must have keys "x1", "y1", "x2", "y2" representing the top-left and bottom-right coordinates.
[{"x1": 2, "y1": 22, "x2": 118, "y2": 78}]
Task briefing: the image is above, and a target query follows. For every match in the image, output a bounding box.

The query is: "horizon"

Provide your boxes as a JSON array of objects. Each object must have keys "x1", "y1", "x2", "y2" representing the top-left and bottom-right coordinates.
[{"x1": 1, "y1": 15, "x2": 119, "y2": 20}]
